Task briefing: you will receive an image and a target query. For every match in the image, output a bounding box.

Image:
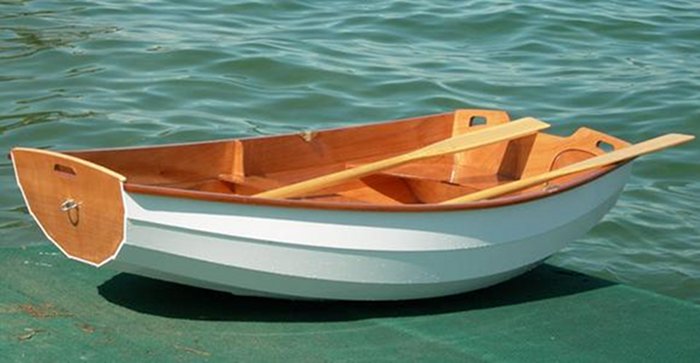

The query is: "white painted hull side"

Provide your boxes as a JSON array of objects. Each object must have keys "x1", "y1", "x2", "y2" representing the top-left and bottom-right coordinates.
[{"x1": 105, "y1": 164, "x2": 632, "y2": 301}]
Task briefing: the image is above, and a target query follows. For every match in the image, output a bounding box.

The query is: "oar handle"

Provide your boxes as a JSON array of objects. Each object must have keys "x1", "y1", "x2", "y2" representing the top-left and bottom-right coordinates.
[
  {"x1": 443, "y1": 133, "x2": 694, "y2": 204},
  {"x1": 255, "y1": 117, "x2": 550, "y2": 199}
]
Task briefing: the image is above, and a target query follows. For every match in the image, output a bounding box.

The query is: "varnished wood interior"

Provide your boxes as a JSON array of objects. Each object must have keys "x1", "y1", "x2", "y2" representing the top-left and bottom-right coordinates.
[{"x1": 66, "y1": 109, "x2": 630, "y2": 209}]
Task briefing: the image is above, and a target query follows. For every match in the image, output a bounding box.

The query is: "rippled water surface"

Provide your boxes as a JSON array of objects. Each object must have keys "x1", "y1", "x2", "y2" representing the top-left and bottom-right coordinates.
[{"x1": 1, "y1": 1, "x2": 699, "y2": 302}]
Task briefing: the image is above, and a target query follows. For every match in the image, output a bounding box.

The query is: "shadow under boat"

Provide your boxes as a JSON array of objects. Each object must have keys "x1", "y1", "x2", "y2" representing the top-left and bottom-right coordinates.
[{"x1": 97, "y1": 263, "x2": 614, "y2": 322}]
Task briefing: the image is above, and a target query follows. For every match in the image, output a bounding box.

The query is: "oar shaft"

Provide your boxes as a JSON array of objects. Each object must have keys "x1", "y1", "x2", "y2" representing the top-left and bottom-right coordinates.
[
  {"x1": 255, "y1": 117, "x2": 549, "y2": 199},
  {"x1": 443, "y1": 133, "x2": 694, "y2": 204}
]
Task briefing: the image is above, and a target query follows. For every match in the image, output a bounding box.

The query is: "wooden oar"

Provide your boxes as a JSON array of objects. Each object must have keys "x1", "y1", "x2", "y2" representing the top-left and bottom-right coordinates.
[
  {"x1": 442, "y1": 133, "x2": 695, "y2": 204},
  {"x1": 255, "y1": 117, "x2": 550, "y2": 199}
]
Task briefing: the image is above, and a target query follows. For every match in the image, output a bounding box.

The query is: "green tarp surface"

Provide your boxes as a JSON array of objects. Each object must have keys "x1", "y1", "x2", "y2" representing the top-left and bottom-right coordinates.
[{"x1": 1, "y1": 244, "x2": 698, "y2": 362}]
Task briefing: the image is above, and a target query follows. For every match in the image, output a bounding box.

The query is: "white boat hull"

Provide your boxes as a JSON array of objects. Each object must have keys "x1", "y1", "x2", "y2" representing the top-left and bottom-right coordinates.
[{"x1": 103, "y1": 164, "x2": 632, "y2": 301}]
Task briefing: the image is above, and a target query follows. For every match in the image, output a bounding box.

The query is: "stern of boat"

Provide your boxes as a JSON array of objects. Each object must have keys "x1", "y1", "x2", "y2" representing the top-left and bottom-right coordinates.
[{"x1": 11, "y1": 148, "x2": 127, "y2": 266}]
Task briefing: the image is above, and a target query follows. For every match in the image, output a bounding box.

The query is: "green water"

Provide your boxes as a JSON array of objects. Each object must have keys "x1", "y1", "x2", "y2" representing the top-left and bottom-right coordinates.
[{"x1": 1, "y1": 1, "x2": 698, "y2": 302}]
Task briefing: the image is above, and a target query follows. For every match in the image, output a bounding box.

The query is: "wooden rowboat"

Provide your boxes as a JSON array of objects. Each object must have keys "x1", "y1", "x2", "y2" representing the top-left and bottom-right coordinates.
[{"x1": 11, "y1": 109, "x2": 693, "y2": 300}]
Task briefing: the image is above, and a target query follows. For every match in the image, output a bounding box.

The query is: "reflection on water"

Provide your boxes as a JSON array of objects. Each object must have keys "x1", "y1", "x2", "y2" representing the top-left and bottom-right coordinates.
[
  {"x1": 0, "y1": 0, "x2": 698, "y2": 302},
  {"x1": 1, "y1": 24, "x2": 120, "y2": 59},
  {"x1": 0, "y1": 110, "x2": 97, "y2": 134}
]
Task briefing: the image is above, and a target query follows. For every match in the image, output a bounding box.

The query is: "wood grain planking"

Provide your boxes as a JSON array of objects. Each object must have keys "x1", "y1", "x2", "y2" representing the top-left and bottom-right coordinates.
[
  {"x1": 68, "y1": 140, "x2": 235, "y2": 185},
  {"x1": 241, "y1": 113, "x2": 455, "y2": 176},
  {"x1": 11, "y1": 148, "x2": 126, "y2": 265},
  {"x1": 451, "y1": 109, "x2": 512, "y2": 181}
]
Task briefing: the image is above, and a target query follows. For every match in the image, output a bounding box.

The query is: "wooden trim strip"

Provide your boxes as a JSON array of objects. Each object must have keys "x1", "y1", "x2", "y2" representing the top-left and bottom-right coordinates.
[
  {"x1": 12, "y1": 147, "x2": 127, "y2": 182},
  {"x1": 124, "y1": 165, "x2": 622, "y2": 212},
  {"x1": 64, "y1": 112, "x2": 456, "y2": 155}
]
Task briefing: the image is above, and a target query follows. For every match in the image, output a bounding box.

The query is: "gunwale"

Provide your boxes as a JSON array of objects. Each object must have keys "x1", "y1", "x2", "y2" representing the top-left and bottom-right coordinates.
[
  {"x1": 122, "y1": 165, "x2": 623, "y2": 212},
  {"x1": 63, "y1": 110, "x2": 632, "y2": 212}
]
